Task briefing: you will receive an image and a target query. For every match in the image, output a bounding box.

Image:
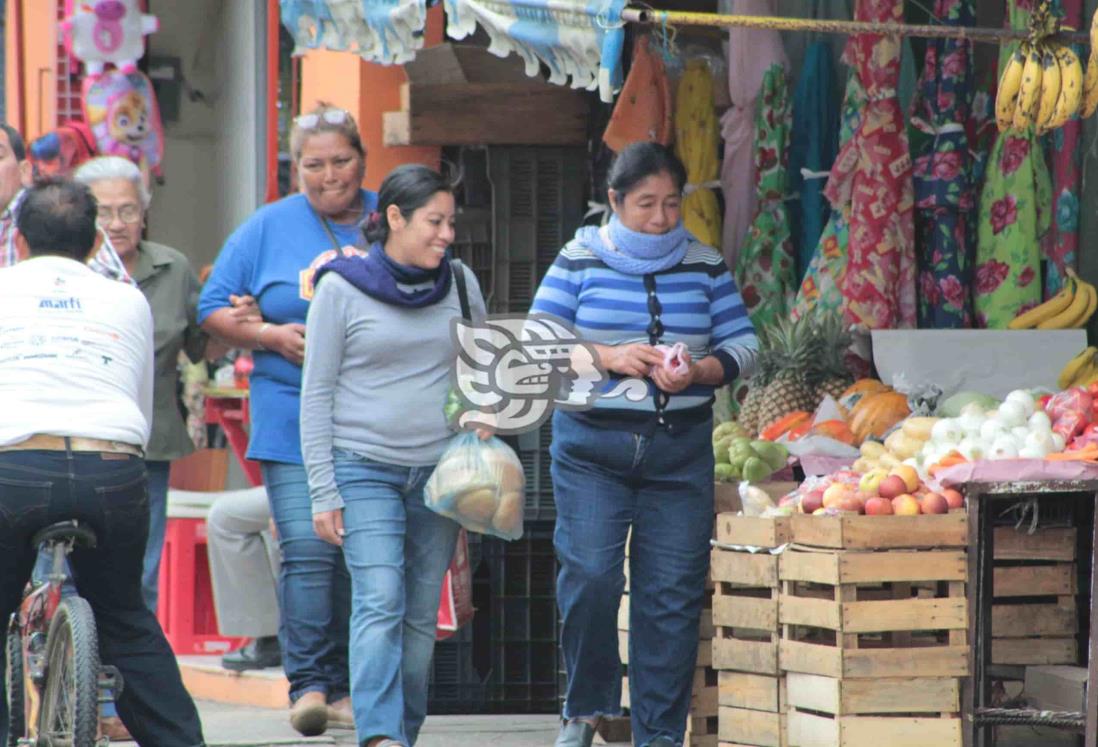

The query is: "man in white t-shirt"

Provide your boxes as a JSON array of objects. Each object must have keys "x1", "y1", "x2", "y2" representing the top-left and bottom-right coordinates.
[{"x1": 0, "y1": 179, "x2": 206, "y2": 747}]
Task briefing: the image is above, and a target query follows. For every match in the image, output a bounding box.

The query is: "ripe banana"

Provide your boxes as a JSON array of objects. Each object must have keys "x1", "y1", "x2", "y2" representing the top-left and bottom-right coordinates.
[
  {"x1": 997, "y1": 44, "x2": 1028, "y2": 131},
  {"x1": 1009, "y1": 277, "x2": 1076, "y2": 328},
  {"x1": 1014, "y1": 43, "x2": 1045, "y2": 130},
  {"x1": 1072, "y1": 359, "x2": 1098, "y2": 387},
  {"x1": 1036, "y1": 48, "x2": 1062, "y2": 131},
  {"x1": 1039, "y1": 278, "x2": 1093, "y2": 329},
  {"x1": 1084, "y1": 50, "x2": 1098, "y2": 119},
  {"x1": 1058, "y1": 345, "x2": 1097, "y2": 389},
  {"x1": 1048, "y1": 44, "x2": 1084, "y2": 130},
  {"x1": 1073, "y1": 281, "x2": 1098, "y2": 328}
]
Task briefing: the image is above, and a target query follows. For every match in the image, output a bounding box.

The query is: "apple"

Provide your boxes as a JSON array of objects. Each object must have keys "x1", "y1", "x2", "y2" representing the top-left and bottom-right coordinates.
[
  {"x1": 801, "y1": 490, "x2": 824, "y2": 514},
  {"x1": 837, "y1": 495, "x2": 866, "y2": 514},
  {"x1": 878, "y1": 475, "x2": 908, "y2": 501},
  {"x1": 919, "y1": 493, "x2": 950, "y2": 515},
  {"x1": 858, "y1": 469, "x2": 888, "y2": 496},
  {"x1": 865, "y1": 497, "x2": 894, "y2": 515},
  {"x1": 812, "y1": 507, "x2": 828, "y2": 515},
  {"x1": 941, "y1": 488, "x2": 965, "y2": 510},
  {"x1": 891, "y1": 494, "x2": 921, "y2": 516},
  {"x1": 890, "y1": 465, "x2": 920, "y2": 493},
  {"x1": 822, "y1": 483, "x2": 854, "y2": 509}
]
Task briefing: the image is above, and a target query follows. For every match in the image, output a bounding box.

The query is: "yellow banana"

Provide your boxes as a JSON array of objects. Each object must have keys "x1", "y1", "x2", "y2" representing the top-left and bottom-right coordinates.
[
  {"x1": 1058, "y1": 345, "x2": 1098, "y2": 389},
  {"x1": 1009, "y1": 277, "x2": 1076, "y2": 328},
  {"x1": 1083, "y1": 50, "x2": 1098, "y2": 118},
  {"x1": 1072, "y1": 282, "x2": 1098, "y2": 328},
  {"x1": 1014, "y1": 43, "x2": 1045, "y2": 130},
  {"x1": 996, "y1": 44, "x2": 1028, "y2": 131},
  {"x1": 1039, "y1": 279, "x2": 1092, "y2": 329},
  {"x1": 1072, "y1": 359, "x2": 1098, "y2": 387},
  {"x1": 1036, "y1": 48, "x2": 1062, "y2": 131},
  {"x1": 1048, "y1": 44, "x2": 1084, "y2": 130}
]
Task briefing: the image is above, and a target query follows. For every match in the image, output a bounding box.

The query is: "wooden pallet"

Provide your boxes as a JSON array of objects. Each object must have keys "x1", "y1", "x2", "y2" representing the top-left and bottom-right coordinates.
[
  {"x1": 991, "y1": 526, "x2": 1080, "y2": 666},
  {"x1": 779, "y1": 546, "x2": 969, "y2": 680}
]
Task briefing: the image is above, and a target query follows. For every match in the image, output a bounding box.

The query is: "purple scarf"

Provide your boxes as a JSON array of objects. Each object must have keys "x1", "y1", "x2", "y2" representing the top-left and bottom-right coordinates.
[{"x1": 315, "y1": 244, "x2": 452, "y2": 308}]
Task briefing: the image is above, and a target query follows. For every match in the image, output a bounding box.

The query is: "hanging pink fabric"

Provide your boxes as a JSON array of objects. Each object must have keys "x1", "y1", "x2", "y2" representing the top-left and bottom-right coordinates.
[
  {"x1": 719, "y1": 0, "x2": 787, "y2": 270},
  {"x1": 826, "y1": 0, "x2": 916, "y2": 329}
]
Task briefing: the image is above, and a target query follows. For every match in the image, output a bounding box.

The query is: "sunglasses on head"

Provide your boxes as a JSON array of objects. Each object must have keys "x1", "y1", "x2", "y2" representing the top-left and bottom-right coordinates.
[{"x1": 295, "y1": 109, "x2": 350, "y2": 129}]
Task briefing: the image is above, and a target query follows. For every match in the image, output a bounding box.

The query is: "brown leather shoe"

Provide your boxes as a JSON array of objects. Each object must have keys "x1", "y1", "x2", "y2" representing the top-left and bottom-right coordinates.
[
  {"x1": 99, "y1": 715, "x2": 133, "y2": 741},
  {"x1": 289, "y1": 691, "x2": 329, "y2": 736},
  {"x1": 326, "y1": 696, "x2": 355, "y2": 730}
]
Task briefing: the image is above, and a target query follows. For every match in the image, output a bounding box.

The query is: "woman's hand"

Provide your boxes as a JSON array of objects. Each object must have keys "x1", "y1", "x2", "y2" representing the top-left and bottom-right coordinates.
[
  {"x1": 650, "y1": 349, "x2": 695, "y2": 394},
  {"x1": 313, "y1": 509, "x2": 344, "y2": 546},
  {"x1": 228, "y1": 294, "x2": 262, "y2": 323},
  {"x1": 262, "y1": 323, "x2": 307, "y2": 365},
  {"x1": 601, "y1": 343, "x2": 665, "y2": 378}
]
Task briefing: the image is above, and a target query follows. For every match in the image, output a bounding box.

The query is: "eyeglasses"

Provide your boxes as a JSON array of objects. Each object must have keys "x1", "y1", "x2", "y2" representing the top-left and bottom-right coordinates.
[
  {"x1": 96, "y1": 205, "x2": 142, "y2": 226},
  {"x1": 294, "y1": 109, "x2": 350, "y2": 129}
]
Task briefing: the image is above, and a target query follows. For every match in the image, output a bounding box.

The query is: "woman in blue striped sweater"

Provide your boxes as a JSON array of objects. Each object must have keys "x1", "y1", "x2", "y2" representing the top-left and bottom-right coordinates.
[{"x1": 532, "y1": 143, "x2": 758, "y2": 747}]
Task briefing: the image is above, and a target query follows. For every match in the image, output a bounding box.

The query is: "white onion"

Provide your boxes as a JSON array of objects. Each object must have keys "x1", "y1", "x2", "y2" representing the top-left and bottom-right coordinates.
[
  {"x1": 988, "y1": 436, "x2": 1019, "y2": 460},
  {"x1": 1027, "y1": 411, "x2": 1052, "y2": 432},
  {"x1": 996, "y1": 401, "x2": 1027, "y2": 428},
  {"x1": 1012, "y1": 426, "x2": 1032, "y2": 442},
  {"x1": 980, "y1": 420, "x2": 1008, "y2": 443},
  {"x1": 1006, "y1": 389, "x2": 1037, "y2": 417},
  {"x1": 958, "y1": 437, "x2": 985, "y2": 461},
  {"x1": 1051, "y1": 433, "x2": 1067, "y2": 452},
  {"x1": 1025, "y1": 430, "x2": 1055, "y2": 453},
  {"x1": 931, "y1": 419, "x2": 963, "y2": 444},
  {"x1": 1019, "y1": 444, "x2": 1049, "y2": 459}
]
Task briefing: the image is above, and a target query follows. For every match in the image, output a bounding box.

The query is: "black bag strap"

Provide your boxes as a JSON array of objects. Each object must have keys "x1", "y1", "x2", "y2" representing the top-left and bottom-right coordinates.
[{"x1": 452, "y1": 259, "x2": 472, "y2": 322}]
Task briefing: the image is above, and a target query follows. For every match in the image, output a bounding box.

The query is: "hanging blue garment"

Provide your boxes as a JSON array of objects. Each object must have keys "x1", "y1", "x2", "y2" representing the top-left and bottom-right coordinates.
[{"x1": 788, "y1": 40, "x2": 839, "y2": 280}]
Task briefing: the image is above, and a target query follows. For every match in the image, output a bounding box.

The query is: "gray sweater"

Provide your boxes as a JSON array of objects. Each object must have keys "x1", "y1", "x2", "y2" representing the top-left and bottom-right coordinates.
[{"x1": 300, "y1": 267, "x2": 487, "y2": 513}]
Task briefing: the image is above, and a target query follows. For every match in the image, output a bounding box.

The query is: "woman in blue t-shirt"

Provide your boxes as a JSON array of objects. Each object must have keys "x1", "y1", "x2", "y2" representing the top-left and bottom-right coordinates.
[{"x1": 198, "y1": 104, "x2": 378, "y2": 737}]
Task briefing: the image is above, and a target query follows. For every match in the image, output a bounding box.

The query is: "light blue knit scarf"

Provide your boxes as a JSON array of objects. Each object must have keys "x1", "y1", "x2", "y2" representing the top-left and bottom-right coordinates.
[{"x1": 577, "y1": 216, "x2": 691, "y2": 275}]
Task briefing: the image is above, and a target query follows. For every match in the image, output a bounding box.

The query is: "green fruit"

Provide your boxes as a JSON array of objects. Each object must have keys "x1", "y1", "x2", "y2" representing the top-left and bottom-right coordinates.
[
  {"x1": 713, "y1": 436, "x2": 735, "y2": 463},
  {"x1": 714, "y1": 463, "x2": 736, "y2": 482},
  {"x1": 751, "y1": 441, "x2": 789, "y2": 472},
  {"x1": 742, "y1": 456, "x2": 773, "y2": 483},
  {"x1": 712, "y1": 421, "x2": 744, "y2": 443}
]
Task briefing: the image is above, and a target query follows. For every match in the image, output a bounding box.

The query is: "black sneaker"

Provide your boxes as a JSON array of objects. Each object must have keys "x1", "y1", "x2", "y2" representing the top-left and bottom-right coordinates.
[{"x1": 221, "y1": 636, "x2": 281, "y2": 672}]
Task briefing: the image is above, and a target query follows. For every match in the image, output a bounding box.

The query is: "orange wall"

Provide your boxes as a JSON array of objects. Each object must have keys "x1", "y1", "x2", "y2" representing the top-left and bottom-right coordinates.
[
  {"x1": 298, "y1": 6, "x2": 443, "y2": 191},
  {"x1": 5, "y1": 0, "x2": 58, "y2": 141}
]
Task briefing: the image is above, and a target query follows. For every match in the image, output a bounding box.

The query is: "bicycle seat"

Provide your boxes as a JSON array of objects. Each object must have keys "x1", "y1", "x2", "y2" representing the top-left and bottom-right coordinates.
[{"x1": 31, "y1": 520, "x2": 98, "y2": 550}]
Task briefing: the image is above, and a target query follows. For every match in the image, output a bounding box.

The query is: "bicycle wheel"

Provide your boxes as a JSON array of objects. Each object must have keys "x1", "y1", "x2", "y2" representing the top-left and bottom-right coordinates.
[
  {"x1": 4, "y1": 623, "x2": 24, "y2": 747},
  {"x1": 37, "y1": 598, "x2": 99, "y2": 747}
]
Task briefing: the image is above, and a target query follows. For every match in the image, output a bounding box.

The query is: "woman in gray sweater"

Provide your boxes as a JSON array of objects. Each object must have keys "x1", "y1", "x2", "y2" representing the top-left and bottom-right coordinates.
[{"x1": 300, "y1": 165, "x2": 487, "y2": 747}]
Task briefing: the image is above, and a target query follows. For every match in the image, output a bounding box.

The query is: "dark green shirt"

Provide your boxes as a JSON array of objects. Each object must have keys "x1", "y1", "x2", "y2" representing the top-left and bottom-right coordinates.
[{"x1": 132, "y1": 240, "x2": 207, "y2": 461}]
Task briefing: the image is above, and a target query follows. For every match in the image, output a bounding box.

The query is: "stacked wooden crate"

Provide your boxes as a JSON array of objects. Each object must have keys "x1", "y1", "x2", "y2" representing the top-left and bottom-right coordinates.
[
  {"x1": 711, "y1": 513, "x2": 790, "y2": 747},
  {"x1": 618, "y1": 544, "x2": 719, "y2": 746},
  {"x1": 780, "y1": 513, "x2": 969, "y2": 747},
  {"x1": 991, "y1": 526, "x2": 1079, "y2": 666}
]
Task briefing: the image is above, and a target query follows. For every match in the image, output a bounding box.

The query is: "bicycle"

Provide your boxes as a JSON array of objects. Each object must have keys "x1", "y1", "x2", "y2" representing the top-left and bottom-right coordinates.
[{"x1": 4, "y1": 520, "x2": 123, "y2": 747}]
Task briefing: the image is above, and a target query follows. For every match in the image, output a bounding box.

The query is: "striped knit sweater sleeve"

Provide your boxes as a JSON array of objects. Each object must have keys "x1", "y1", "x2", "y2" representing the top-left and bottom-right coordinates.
[{"x1": 532, "y1": 238, "x2": 758, "y2": 413}]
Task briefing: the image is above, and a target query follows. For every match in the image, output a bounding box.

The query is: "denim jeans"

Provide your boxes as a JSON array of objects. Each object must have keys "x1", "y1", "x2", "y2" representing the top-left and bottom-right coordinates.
[
  {"x1": 332, "y1": 448, "x2": 460, "y2": 746},
  {"x1": 262, "y1": 461, "x2": 351, "y2": 703},
  {"x1": 141, "y1": 460, "x2": 171, "y2": 613},
  {"x1": 0, "y1": 448, "x2": 205, "y2": 747},
  {"x1": 550, "y1": 412, "x2": 714, "y2": 747}
]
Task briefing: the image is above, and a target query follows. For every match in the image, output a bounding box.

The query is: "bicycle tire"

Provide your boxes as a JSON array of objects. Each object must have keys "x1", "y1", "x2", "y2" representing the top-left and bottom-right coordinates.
[
  {"x1": 4, "y1": 622, "x2": 24, "y2": 747},
  {"x1": 38, "y1": 598, "x2": 99, "y2": 747}
]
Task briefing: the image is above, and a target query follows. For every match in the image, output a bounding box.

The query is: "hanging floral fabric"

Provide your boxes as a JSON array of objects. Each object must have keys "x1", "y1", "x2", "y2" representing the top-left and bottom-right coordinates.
[
  {"x1": 910, "y1": 0, "x2": 976, "y2": 328},
  {"x1": 719, "y1": 0, "x2": 788, "y2": 268},
  {"x1": 821, "y1": 0, "x2": 917, "y2": 329},
  {"x1": 736, "y1": 64, "x2": 797, "y2": 331},
  {"x1": 974, "y1": 0, "x2": 1051, "y2": 328},
  {"x1": 1042, "y1": 0, "x2": 1083, "y2": 294},
  {"x1": 603, "y1": 36, "x2": 673, "y2": 153},
  {"x1": 789, "y1": 40, "x2": 839, "y2": 280},
  {"x1": 675, "y1": 59, "x2": 722, "y2": 248}
]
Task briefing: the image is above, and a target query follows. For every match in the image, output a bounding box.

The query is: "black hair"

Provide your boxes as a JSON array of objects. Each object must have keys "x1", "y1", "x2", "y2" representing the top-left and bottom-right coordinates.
[
  {"x1": 0, "y1": 123, "x2": 26, "y2": 162},
  {"x1": 17, "y1": 177, "x2": 99, "y2": 261},
  {"x1": 607, "y1": 142, "x2": 687, "y2": 205},
  {"x1": 364, "y1": 164, "x2": 453, "y2": 245}
]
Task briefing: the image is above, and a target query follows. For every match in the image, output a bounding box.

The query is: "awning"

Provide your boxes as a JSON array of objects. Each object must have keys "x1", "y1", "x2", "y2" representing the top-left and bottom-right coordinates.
[{"x1": 280, "y1": 0, "x2": 626, "y2": 102}]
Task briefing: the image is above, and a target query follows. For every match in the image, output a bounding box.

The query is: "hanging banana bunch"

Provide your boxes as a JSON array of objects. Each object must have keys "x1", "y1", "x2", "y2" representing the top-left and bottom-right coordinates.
[{"x1": 995, "y1": 1, "x2": 1089, "y2": 133}]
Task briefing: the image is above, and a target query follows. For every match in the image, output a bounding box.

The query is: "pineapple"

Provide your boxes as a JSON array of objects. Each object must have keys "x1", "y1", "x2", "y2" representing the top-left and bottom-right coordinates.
[
  {"x1": 810, "y1": 313, "x2": 855, "y2": 403},
  {"x1": 754, "y1": 317, "x2": 819, "y2": 435}
]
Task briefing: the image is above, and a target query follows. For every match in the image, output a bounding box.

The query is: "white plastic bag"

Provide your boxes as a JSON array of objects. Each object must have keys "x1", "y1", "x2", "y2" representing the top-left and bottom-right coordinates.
[{"x1": 424, "y1": 432, "x2": 526, "y2": 541}]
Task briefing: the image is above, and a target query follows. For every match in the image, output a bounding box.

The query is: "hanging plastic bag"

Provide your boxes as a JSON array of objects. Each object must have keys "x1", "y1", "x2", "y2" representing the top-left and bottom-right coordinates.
[
  {"x1": 435, "y1": 529, "x2": 474, "y2": 639},
  {"x1": 425, "y1": 432, "x2": 526, "y2": 541}
]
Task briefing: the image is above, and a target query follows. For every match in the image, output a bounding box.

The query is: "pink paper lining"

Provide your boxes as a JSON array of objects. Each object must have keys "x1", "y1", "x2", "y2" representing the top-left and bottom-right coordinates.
[{"x1": 932, "y1": 459, "x2": 1098, "y2": 489}]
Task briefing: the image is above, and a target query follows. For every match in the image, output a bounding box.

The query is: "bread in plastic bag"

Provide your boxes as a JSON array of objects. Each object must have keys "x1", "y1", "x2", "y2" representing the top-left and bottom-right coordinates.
[{"x1": 425, "y1": 432, "x2": 526, "y2": 541}]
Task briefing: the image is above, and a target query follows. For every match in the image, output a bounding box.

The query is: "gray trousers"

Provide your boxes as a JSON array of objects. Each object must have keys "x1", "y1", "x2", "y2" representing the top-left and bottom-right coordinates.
[{"x1": 206, "y1": 486, "x2": 281, "y2": 638}]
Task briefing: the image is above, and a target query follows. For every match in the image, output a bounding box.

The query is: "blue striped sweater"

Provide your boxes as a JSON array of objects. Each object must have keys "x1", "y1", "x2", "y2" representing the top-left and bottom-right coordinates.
[{"x1": 531, "y1": 237, "x2": 758, "y2": 415}]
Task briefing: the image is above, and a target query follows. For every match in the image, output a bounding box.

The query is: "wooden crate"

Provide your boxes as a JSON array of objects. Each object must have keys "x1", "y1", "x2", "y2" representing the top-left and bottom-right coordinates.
[
  {"x1": 991, "y1": 525, "x2": 1080, "y2": 666},
  {"x1": 778, "y1": 547, "x2": 968, "y2": 679},
  {"x1": 718, "y1": 706, "x2": 786, "y2": 747},
  {"x1": 786, "y1": 709, "x2": 961, "y2": 747},
  {"x1": 790, "y1": 513, "x2": 968, "y2": 550},
  {"x1": 716, "y1": 514, "x2": 791, "y2": 549}
]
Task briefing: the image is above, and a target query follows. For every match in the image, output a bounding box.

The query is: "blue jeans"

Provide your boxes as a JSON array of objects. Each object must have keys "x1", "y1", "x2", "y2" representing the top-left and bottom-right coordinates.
[
  {"x1": 550, "y1": 412, "x2": 714, "y2": 747},
  {"x1": 262, "y1": 461, "x2": 351, "y2": 703},
  {"x1": 332, "y1": 448, "x2": 460, "y2": 746},
  {"x1": 141, "y1": 460, "x2": 171, "y2": 613},
  {"x1": 0, "y1": 449, "x2": 204, "y2": 747}
]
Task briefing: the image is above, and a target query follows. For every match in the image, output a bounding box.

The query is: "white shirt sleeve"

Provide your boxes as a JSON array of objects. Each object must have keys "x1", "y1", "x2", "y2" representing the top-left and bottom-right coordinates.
[{"x1": 133, "y1": 292, "x2": 155, "y2": 446}]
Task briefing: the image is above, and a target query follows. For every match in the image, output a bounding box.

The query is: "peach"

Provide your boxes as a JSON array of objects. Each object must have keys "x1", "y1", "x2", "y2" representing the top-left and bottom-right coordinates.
[
  {"x1": 891, "y1": 494, "x2": 921, "y2": 516},
  {"x1": 837, "y1": 495, "x2": 865, "y2": 514},
  {"x1": 941, "y1": 488, "x2": 965, "y2": 510},
  {"x1": 822, "y1": 483, "x2": 854, "y2": 509},
  {"x1": 890, "y1": 465, "x2": 920, "y2": 493},
  {"x1": 864, "y1": 497, "x2": 894, "y2": 515},
  {"x1": 878, "y1": 475, "x2": 908, "y2": 501},
  {"x1": 858, "y1": 469, "x2": 888, "y2": 496},
  {"x1": 920, "y1": 493, "x2": 949, "y2": 515},
  {"x1": 801, "y1": 490, "x2": 824, "y2": 514}
]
